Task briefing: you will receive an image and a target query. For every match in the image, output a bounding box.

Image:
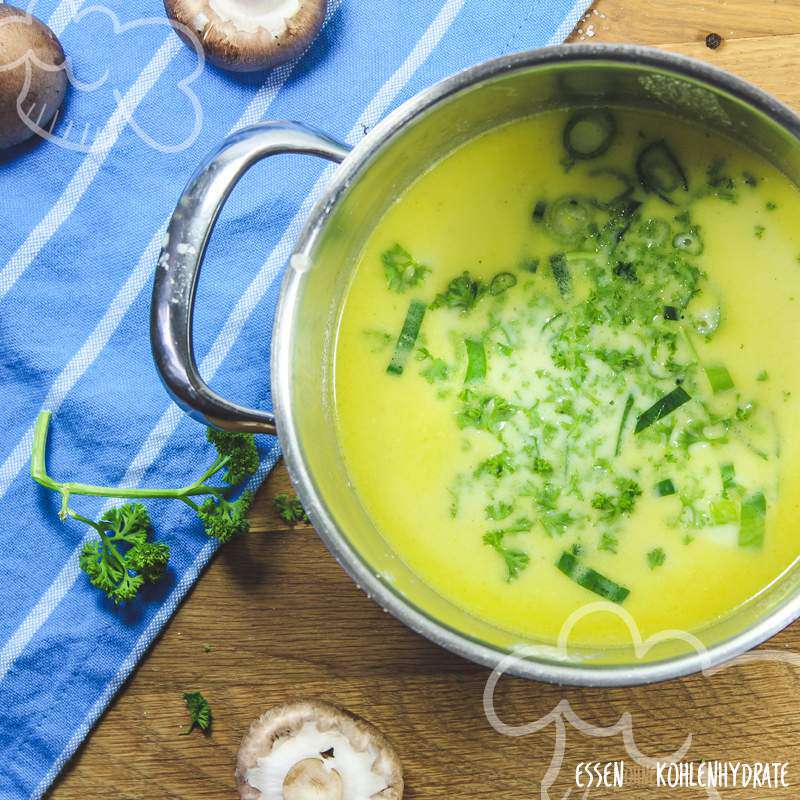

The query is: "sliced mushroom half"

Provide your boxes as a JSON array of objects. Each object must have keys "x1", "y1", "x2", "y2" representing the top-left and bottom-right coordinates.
[
  {"x1": 236, "y1": 700, "x2": 403, "y2": 800},
  {"x1": 164, "y1": 0, "x2": 327, "y2": 72}
]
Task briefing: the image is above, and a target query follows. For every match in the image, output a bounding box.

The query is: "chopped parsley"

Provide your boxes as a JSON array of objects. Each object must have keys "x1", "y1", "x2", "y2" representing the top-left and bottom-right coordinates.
[
  {"x1": 181, "y1": 691, "x2": 211, "y2": 735},
  {"x1": 274, "y1": 493, "x2": 309, "y2": 524},
  {"x1": 381, "y1": 244, "x2": 430, "y2": 292},
  {"x1": 647, "y1": 547, "x2": 666, "y2": 569}
]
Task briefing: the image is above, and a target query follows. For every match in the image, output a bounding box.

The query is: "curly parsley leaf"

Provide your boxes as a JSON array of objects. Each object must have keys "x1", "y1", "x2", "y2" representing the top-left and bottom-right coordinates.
[
  {"x1": 382, "y1": 244, "x2": 430, "y2": 292},
  {"x1": 274, "y1": 492, "x2": 309, "y2": 524},
  {"x1": 181, "y1": 691, "x2": 211, "y2": 735},
  {"x1": 78, "y1": 503, "x2": 169, "y2": 605}
]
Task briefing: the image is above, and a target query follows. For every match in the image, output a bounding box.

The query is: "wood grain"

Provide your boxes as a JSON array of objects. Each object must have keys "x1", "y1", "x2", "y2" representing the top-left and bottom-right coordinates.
[{"x1": 50, "y1": 2, "x2": 800, "y2": 798}]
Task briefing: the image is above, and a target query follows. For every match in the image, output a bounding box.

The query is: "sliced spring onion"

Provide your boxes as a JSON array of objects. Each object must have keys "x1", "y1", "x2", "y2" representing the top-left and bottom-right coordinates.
[
  {"x1": 692, "y1": 306, "x2": 721, "y2": 337},
  {"x1": 489, "y1": 272, "x2": 517, "y2": 296},
  {"x1": 588, "y1": 167, "x2": 634, "y2": 207},
  {"x1": 464, "y1": 338, "x2": 487, "y2": 384},
  {"x1": 673, "y1": 230, "x2": 704, "y2": 255},
  {"x1": 614, "y1": 393, "x2": 634, "y2": 457},
  {"x1": 654, "y1": 478, "x2": 676, "y2": 497},
  {"x1": 634, "y1": 386, "x2": 691, "y2": 433},
  {"x1": 549, "y1": 252, "x2": 571, "y2": 297},
  {"x1": 721, "y1": 462, "x2": 736, "y2": 494},
  {"x1": 636, "y1": 140, "x2": 688, "y2": 203},
  {"x1": 386, "y1": 300, "x2": 426, "y2": 376},
  {"x1": 710, "y1": 498, "x2": 738, "y2": 525},
  {"x1": 563, "y1": 109, "x2": 616, "y2": 160},
  {"x1": 663, "y1": 305, "x2": 679, "y2": 321},
  {"x1": 545, "y1": 196, "x2": 595, "y2": 246},
  {"x1": 705, "y1": 363, "x2": 734, "y2": 394},
  {"x1": 556, "y1": 551, "x2": 630, "y2": 603},
  {"x1": 739, "y1": 491, "x2": 766, "y2": 547},
  {"x1": 532, "y1": 200, "x2": 547, "y2": 222}
]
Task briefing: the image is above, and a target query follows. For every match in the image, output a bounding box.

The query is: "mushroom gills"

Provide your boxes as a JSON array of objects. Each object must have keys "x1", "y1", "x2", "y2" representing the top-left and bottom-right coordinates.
[
  {"x1": 208, "y1": 0, "x2": 301, "y2": 35},
  {"x1": 246, "y1": 720, "x2": 389, "y2": 799}
]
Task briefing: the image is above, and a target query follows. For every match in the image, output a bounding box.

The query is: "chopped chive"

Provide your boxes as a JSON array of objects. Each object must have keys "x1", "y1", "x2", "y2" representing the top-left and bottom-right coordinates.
[
  {"x1": 549, "y1": 252, "x2": 571, "y2": 297},
  {"x1": 646, "y1": 547, "x2": 666, "y2": 569},
  {"x1": 739, "y1": 492, "x2": 766, "y2": 547},
  {"x1": 757, "y1": 370, "x2": 769, "y2": 382},
  {"x1": 386, "y1": 300, "x2": 426, "y2": 376},
  {"x1": 634, "y1": 386, "x2": 691, "y2": 433},
  {"x1": 464, "y1": 338, "x2": 487, "y2": 384},
  {"x1": 663, "y1": 305, "x2": 679, "y2": 321},
  {"x1": 614, "y1": 393, "x2": 634, "y2": 457},
  {"x1": 556, "y1": 551, "x2": 630, "y2": 603},
  {"x1": 720, "y1": 462, "x2": 736, "y2": 494},
  {"x1": 705, "y1": 364, "x2": 734, "y2": 394},
  {"x1": 532, "y1": 200, "x2": 547, "y2": 222},
  {"x1": 654, "y1": 478, "x2": 676, "y2": 497},
  {"x1": 489, "y1": 272, "x2": 517, "y2": 296}
]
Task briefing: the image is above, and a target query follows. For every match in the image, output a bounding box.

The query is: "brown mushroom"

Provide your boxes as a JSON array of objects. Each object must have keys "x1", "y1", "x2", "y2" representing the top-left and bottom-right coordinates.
[
  {"x1": 236, "y1": 700, "x2": 403, "y2": 800},
  {"x1": 163, "y1": 0, "x2": 327, "y2": 72},
  {"x1": 0, "y1": 4, "x2": 67, "y2": 149}
]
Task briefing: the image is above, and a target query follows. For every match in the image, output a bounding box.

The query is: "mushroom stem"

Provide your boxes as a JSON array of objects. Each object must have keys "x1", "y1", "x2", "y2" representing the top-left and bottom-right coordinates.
[{"x1": 283, "y1": 757, "x2": 343, "y2": 800}]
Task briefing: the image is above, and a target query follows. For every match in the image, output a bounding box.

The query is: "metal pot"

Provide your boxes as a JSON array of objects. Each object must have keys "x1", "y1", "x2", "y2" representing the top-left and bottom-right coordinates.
[{"x1": 150, "y1": 44, "x2": 800, "y2": 686}]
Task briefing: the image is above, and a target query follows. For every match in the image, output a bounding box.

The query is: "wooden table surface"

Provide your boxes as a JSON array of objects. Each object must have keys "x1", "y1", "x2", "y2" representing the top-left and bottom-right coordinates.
[{"x1": 50, "y1": 2, "x2": 800, "y2": 798}]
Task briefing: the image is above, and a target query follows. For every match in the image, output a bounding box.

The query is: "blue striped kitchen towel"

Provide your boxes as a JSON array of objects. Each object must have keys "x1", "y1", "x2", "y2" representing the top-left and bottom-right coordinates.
[{"x1": 0, "y1": 0, "x2": 591, "y2": 795}]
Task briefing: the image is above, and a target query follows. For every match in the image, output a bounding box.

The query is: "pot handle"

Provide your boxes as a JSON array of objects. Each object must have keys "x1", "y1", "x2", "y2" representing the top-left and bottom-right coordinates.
[{"x1": 150, "y1": 121, "x2": 350, "y2": 435}]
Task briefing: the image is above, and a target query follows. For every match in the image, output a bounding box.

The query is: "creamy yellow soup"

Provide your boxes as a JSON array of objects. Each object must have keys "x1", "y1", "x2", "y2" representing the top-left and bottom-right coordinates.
[{"x1": 334, "y1": 108, "x2": 800, "y2": 646}]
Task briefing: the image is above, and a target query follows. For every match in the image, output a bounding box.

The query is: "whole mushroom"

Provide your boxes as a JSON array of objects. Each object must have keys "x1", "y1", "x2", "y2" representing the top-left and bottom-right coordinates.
[
  {"x1": 236, "y1": 700, "x2": 404, "y2": 800},
  {"x1": 164, "y1": 0, "x2": 327, "y2": 72},
  {"x1": 0, "y1": 4, "x2": 67, "y2": 149}
]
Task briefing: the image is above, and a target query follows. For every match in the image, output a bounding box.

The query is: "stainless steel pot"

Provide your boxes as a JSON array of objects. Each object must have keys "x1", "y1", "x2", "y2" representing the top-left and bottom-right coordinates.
[{"x1": 150, "y1": 44, "x2": 800, "y2": 686}]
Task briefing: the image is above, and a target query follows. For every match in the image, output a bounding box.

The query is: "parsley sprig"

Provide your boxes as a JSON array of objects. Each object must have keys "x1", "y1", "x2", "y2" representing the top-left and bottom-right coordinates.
[{"x1": 31, "y1": 412, "x2": 258, "y2": 603}]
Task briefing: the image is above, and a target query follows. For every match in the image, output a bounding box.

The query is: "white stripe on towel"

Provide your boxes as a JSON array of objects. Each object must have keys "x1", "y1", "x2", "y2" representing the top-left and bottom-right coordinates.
[{"x1": 0, "y1": 33, "x2": 183, "y2": 301}]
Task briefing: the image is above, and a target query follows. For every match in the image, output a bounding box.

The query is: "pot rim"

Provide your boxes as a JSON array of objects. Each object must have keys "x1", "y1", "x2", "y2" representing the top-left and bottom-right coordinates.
[{"x1": 271, "y1": 42, "x2": 800, "y2": 686}]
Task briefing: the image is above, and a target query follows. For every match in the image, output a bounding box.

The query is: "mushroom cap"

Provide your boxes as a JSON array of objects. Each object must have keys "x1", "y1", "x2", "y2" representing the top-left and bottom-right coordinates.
[
  {"x1": 0, "y1": 5, "x2": 67, "y2": 149},
  {"x1": 164, "y1": 0, "x2": 327, "y2": 72},
  {"x1": 236, "y1": 699, "x2": 404, "y2": 800}
]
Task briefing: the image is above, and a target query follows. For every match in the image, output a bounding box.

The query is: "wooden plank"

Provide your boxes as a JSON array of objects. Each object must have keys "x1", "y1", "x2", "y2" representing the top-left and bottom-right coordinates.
[
  {"x1": 50, "y1": 1, "x2": 800, "y2": 797},
  {"x1": 574, "y1": 0, "x2": 800, "y2": 44}
]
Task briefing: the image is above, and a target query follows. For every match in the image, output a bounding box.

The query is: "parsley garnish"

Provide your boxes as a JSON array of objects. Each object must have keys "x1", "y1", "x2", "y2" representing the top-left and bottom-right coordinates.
[
  {"x1": 274, "y1": 492, "x2": 309, "y2": 524},
  {"x1": 182, "y1": 691, "x2": 211, "y2": 735},
  {"x1": 381, "y1": 244, "x2": 430, "y2": 292},
  {"x1": 431, "y1": 271, "x2": 486, "y2": 313},
  {"x1": 647, "y1": 547, "x2": 666, "y2": 569}
]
